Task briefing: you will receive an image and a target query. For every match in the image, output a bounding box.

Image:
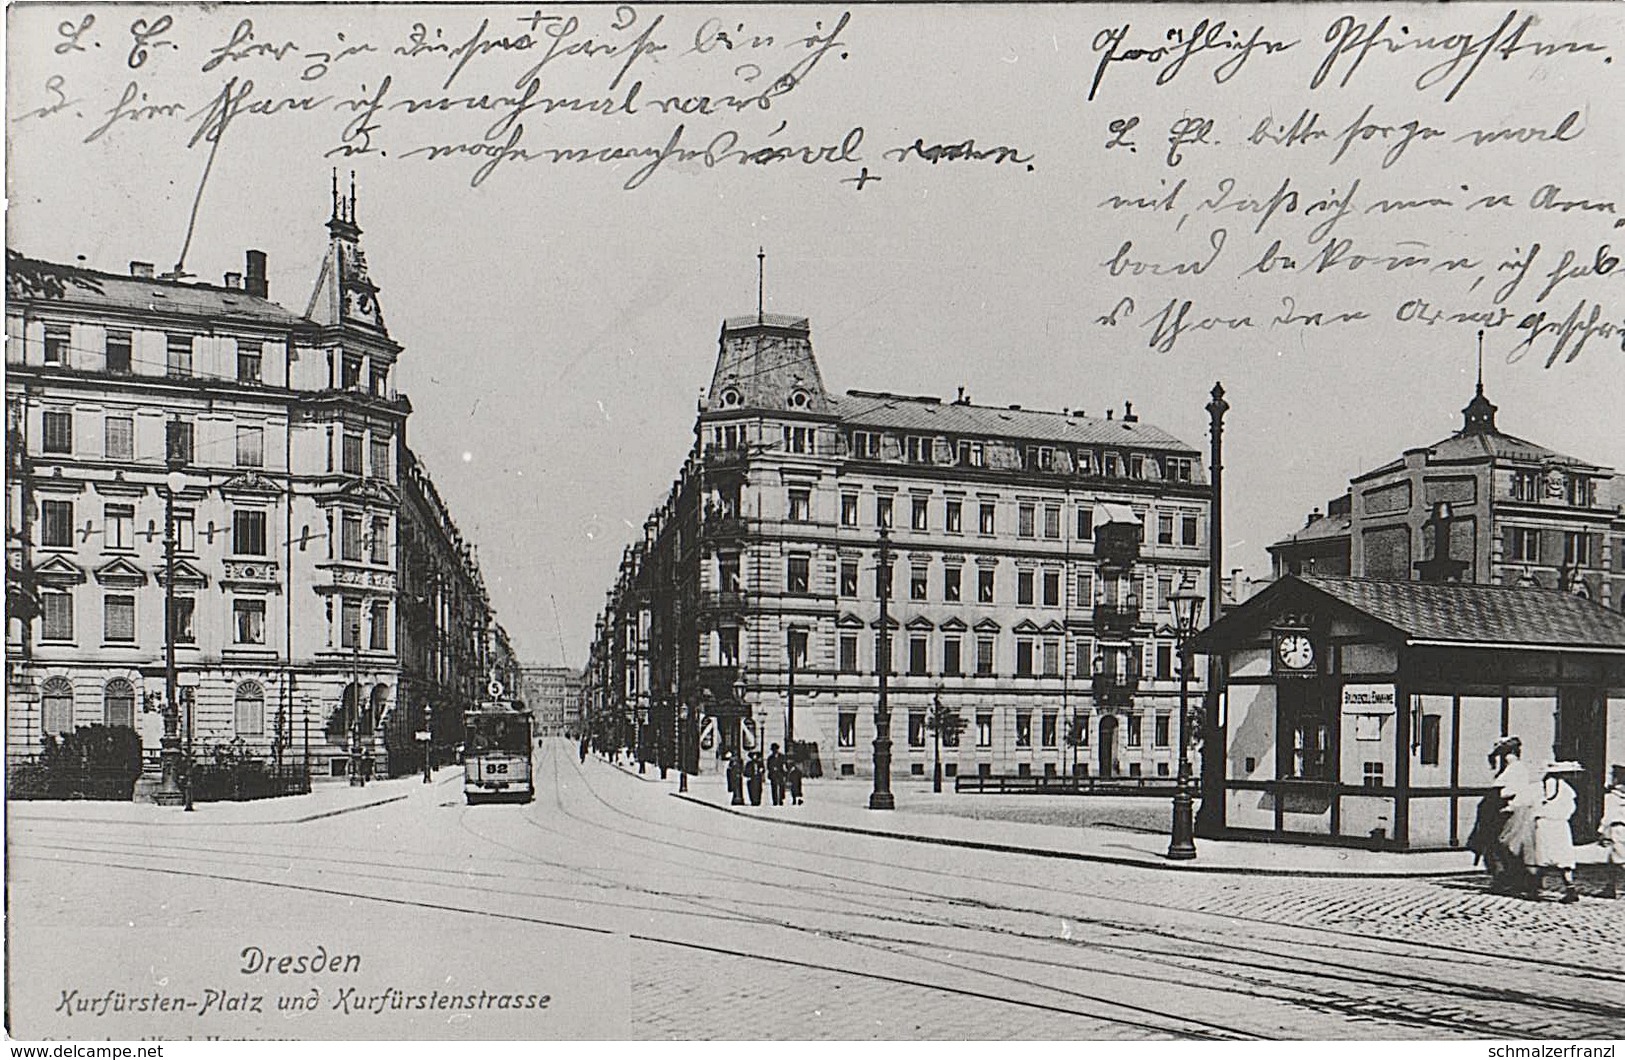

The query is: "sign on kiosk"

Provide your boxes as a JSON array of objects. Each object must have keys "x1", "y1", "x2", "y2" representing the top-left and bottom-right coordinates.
[{"x1": 1342, "y1": 685, "x2": 1397, "y2": 712}]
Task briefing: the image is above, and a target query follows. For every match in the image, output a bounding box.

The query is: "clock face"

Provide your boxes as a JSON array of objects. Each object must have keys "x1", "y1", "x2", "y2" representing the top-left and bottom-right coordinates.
[{"x1": 1276, "y1": 633, "x2": 1315, "y2": 670}]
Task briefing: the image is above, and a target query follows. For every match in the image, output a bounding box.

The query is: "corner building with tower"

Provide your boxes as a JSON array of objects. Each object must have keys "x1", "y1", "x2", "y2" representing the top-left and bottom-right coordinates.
[{"x1": 587, "y1": 312, "x2": 1211, "y2": 782}]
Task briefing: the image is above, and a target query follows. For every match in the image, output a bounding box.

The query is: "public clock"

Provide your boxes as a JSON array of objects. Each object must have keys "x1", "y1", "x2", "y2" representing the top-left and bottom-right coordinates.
[{"x1": 1273, "y1": 631, "x2": 1317, "y2": 674}]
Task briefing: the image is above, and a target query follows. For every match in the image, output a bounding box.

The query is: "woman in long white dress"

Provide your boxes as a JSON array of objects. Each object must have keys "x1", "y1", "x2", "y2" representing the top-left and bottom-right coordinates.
[
  {"x1": 1494, "y1": 738, "x2": 1539, "y2": 884},
  {"x1": 1530, "y1": 761, "x2": 1583, "y2": 903}
]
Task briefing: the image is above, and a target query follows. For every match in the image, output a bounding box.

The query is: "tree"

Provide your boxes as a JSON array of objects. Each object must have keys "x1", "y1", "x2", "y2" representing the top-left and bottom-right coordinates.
[{"x1": 923, "y1": 692, "x2": 966, "y2": 794}]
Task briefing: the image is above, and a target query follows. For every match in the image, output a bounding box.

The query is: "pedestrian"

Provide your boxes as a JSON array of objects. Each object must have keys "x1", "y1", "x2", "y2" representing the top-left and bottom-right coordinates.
[
  {"x1": 1468, "y1": 735, "x2": 1531, "y2": 890},
  {"x1": 767, "y1": 743, "x2": 786, "y2": 806},
  {"x1": 745, "y1": 752, "x2": 765, "y2": 806},
  {"x1": 726, "y1": 752, "x2": 745, "y2": 806},
  {"x1": 579, "y1": 735, "x2": 588, "y2": 764},
  {"x1": 786, "y1": 755, "x2": 804, "y2": 805},
  {"x1": 1600, "y1": 764, "x2": 1625, "y2": 900},
  {"x1": 1529, "y1": 761, "x2": 1584, "y2": 903},
  {"x1": 1494, "y1": 736, "x2": 1539, "y2": 889}
]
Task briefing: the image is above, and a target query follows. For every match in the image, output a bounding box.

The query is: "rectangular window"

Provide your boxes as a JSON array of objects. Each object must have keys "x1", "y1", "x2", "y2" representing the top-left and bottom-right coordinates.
[
  {"x1": 979, "y1": 503, "x2": 996, "y2": 535},
  {"x1": 1018, "y1": 570, "x2": 1035, "y2": 606},
  {"x1": 959, "y1": 441, "x2": 985, "y2": 468},
  {"x1": 1363, "y1": 761, "x2": 1385, "y2": 788},
  {"x1": 978, "y1": 568, "x2": 995, "y2": 603},
  {"x1": 1512, "y1": 527, "x2": 1541, "y2": 562},
  {"x1": 41, "y1": 500, "x2": 74, "y2": 548},
  {"x1": 105, "y1": 331, "x2": 132, "y2": 374},
  {"x1": 841, "y1": 494, "x2": 858, "y2": 527},
  {"x1": 945, "y1": 500, "x2": 962, "y2": 533},
  {"x1": 909, "y1": 635, "x2": 928, "y2": 675},
  {"x1": 839, "y1": 634, "x2": 859, "y2": 674},
  {"x1": 838, "y1": 713, "x2": 856, "y2": 748},
  {"x1": 166, "y1": 420, "x2": 194, "y2": 465},
  {"x1": 911, "y1": 496, "x2": 928, "y2": 531},
  {"x1": 1076, "y1": 506, "x2": 1094, "y2": 540},
  {"x1": 910, "y1": 565, "x2": 928, "y2": 601},
  {"x1": 174, "y1": 509, "x2": 195, "y2": 553},
  {"x1": 370, "y1": 603, "x2": 389, "y2": 650},
  {"x1": 1018, "y1": 503, "x2": 1036, "y2": 538},
  {"x1": 105, "y1": 594, "x2": 135, "y2": 642},
  {"x1": 104, "y1": 504, "x2": 134, "y2": 551},
  {"x1": 1043, "y1": 505, "x2": 1061, "y2": 540},
  {"x1": 1015, "y1": 712, "x2": 1032, "y2": 747},
  {"x1": 906, "y1": 436, "x2": 933, "y2": 464},
  {"x1": 1129, "y1": 453, "x2": 1145, "y2": 479},
  {"x1": 717, "y1": 627, "x2": 739, "y2": 667},
  {"x1": 942, "y1": 716, "x2": 962, "y2": 749},
  {"x1": 1158, "y1": 513, "x2": 1175, "y2": 546},
  {"x1": 1156, "y1": 643, "x2": 1174, "y2": 681},
  {"x1": 943, "y1": 566, "x2": 962, "y2": 602},
  {"x1": 371, "y1": 438, "x2": 391, "y2": 480},
  {"x1": 1016, "y1": 638, "x2": 1034, "y2": 676},
  {"x1": 42, "y1": 411, "x2": 72, "y2": 454},
  {"x1": 234, "y1": 510, "x2": 268, "y2": 556},
  {"x1": 1126, "y1": 714, "x2": 1142, "y2": 748},
  {"x1": 371, "y1": 366, "x2": 389, "y2": 397},
  {"x1": 1182, "y1": 513, "x2": 1199, "y2": 547},
  {"x1": 876, "y1": 496, "x2": 893, "y2": 528},
  {"x1": 171, "y1": 597, "x2": 196, "y2": 644},
  {"x1": 1511, "y1": 469, "x2": 1539, "y2": 501},
  {"x1": 370, "y1": 517, "x2": 390, "y2": 564},
  {"x1": 840, "y1": 559, "x2": 858, "y2": 597},
  {"x1": 1104, "y1": 453, "x2": 1120, "y2": 477},
  {"x1": 342, "y1": 434, "x2": 363, "y2": 476},
  {"x1": 976, "y1": 713, "x2": 993, "y2": 748},
  {"x1": 1041, "y1": 713, "x2": 1058, "y2": 748},
  {"x1": 976, "y1": 637, "x2": 994, "y2": 676},
  {"x1": 43, "y1": 325, "x2": 69, "y2": 364},
  {"x1": 236, "y1": 425, "x2": 264, "y2": 468},
  {"x1": 718, "y1": 552, "x2": 740, "y2": 591},
  {"x1": 1568, "y1": 475, "x2": 1593, "y2": 508},
  {"x1": 788, "y1": 488, "x2": 810, "y2": 522},
  {"x1": 1043, "y1": 570, "x2": 1061, "y2": 608},
  {"x1": 851, "y1": 432, "x2": 881, "y2": 459},
  {"x1": 942, "y1": 637, "x2": 961, "y2": 676},
  {"x1": 238, "y1": 343, "x2": 263, "y2": 384},
  {"x1": 341, "y1": 513, "x2": 362, "y2": 561},
  {"x1": 1164, "y1": 456, "x2": 1195, "y2": 482},
  {"x1": 1564, "y1": 532, "x2": 1591, "y2": 567},
  {"x1": 1419, "y1": 714, "x2": 1441, "y2": 766},
  {"x1": 787, "y1": 555, "x2": 810, "y2": 594},
  {"x1": 1076, "y1": 450, "x2": 1095, "y2": 476},
  {"x1": 908, "y1": 713, "x2": 926, "y2": 748},
  {"x1": 342, "y1": 357, "x2": 362, "y2": 390},
  {"x1": 233, "y1": 599, "x2": 266, "y2": 645},
  {"x1": 41, "y1": 590, "x2": 73, "y2": 640},
  {"x1": 1042, "y1": 638, "x2": 1060, "y2": 676},
  {"x1": 341, "y1": 598, "x2": 361, "y2": 649},
  {"x1": 104, "y1": 416, "x2": 134, "y2": 461},
  {"x1": 1077, "y1": 569, "x2": 1095, "y2": 607},
  {"x1": 166, "y1": 334, "x2": 193, "y2": 377},
  {"x1": 1154, "y1": 714, "x2": 1171, "y2": 748}
]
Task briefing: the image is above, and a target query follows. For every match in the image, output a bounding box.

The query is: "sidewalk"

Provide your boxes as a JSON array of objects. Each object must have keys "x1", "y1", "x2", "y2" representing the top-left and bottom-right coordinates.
[
  {"x1": 6, "y1": 766, "x2": 462, "y2": 827},
  {"x1": 652, "y1": 765, "x2": 1523, "y2": 878}
]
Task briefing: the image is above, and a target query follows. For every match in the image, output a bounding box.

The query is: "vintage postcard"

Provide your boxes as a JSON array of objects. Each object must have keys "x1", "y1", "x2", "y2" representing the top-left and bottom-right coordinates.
[{"x1": 5, "y1": 0, "x2": 1623, "y2": 1044}]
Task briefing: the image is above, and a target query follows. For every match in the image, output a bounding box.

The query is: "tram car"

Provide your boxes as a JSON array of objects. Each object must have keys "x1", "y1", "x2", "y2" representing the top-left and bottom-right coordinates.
[{"x1": 463, "y1": 702, "x2": 534, "y2": 805}]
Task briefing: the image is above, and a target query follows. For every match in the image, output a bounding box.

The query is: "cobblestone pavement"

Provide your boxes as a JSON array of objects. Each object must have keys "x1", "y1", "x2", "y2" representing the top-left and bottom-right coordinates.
[{"x1": 9, "y1": 740, "x2": 1624, "y2": 1041}]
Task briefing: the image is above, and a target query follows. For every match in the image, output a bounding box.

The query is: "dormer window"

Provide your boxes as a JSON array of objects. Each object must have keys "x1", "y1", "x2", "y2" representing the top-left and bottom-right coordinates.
[
  {"x1": 788, "y1": 389, "x2": 810, "y2": 409},
  {"x1": 958, "y1": 440, "x2": 985, "y2": 468},
  {"x1": 720, "y1": 387, "x2": 741, "y2": 408},
  {"x1": 906, "y1": 436, "x2": 933, "y2": 464},
  {"x1": 851, "y1": 431, "x2": 881, "y2": 459}
]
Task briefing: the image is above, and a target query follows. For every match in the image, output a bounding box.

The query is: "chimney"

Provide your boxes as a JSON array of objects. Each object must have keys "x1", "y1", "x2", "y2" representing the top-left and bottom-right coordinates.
[
  {"x1": 1106, "y1": 408, "x2": 1114, "y2": 421},
  {"x1": 1306, "y1": 507, "x2": 1322, "y2": 528},
  {"x1": 1123, "y1": 400, "x2": 1138, "y2": 423},
  {"x1": 224, "y1": 272, "x2": 242, "y2": 290},
  {"x1": 1230, "y1": 568, "x2": 1245, "y2": 603},
  {"x1": 244, "y1": 250, "x2": 268, "y2": 298},
  {"x1": 1414, "y1": 501, "x2": 1469, "y2": 583},
  {"x1": 129, "y1": 261, "x2": 154, "y2": 278}
]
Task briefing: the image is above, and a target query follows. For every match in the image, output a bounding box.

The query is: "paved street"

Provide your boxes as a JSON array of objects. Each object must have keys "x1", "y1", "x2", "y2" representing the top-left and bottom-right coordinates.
[{"x1": 8, "y1": 738, "x2": 1624, "y2": 1041}]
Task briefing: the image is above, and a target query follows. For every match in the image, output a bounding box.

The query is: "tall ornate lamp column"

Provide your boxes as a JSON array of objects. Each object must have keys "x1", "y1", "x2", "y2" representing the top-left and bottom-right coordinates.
[
  {"x1": 870, "y1": 527, "x2": 895, "y2": 810},
  {"x1": 1166, "y1": 573, "x2": 1205, "y2": 860},
  {"x1": 154, "y1": 460, "x2": 189, "y2": 807}
]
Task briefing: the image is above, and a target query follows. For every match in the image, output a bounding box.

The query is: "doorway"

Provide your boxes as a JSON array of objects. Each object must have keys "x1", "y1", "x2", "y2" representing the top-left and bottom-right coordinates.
[{"x1": 1098, "y1": 715, "x2": 1118, "y2": 777}]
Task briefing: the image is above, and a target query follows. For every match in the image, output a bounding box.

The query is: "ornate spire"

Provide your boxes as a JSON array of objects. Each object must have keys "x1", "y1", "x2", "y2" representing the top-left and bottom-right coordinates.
[
  {"x1": 308, "y1": 171, "x2": 386, "y2": 334},
  {"x1": 1460, "y1": 329, "x2": 1497, "y2": 435}
]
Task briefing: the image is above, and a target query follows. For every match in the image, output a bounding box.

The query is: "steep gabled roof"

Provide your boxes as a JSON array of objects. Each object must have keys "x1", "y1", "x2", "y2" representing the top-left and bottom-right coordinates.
[{"x1": 829, "y1": 391, "x2": 1198, "y2": 453}]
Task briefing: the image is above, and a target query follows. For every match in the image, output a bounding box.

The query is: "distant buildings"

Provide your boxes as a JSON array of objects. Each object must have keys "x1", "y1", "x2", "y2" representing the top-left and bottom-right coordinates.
[
  {"x1": 1270, "y1": 376, "x2": 1624, "y2": 606},
  {"x1": 521, "y1": 665, "x2": 584, "y2": 736},
  {"x1": 586, "y1": 311, "x2": 1211, "y2": 781},
  {"x1": 5, "y1": 185, "x2": 506, "y2": 780}
]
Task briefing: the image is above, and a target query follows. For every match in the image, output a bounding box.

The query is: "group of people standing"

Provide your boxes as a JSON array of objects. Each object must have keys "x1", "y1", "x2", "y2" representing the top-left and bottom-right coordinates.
[
  {"x1": 725, "y1": 743, "x2": 804, "y2": 807},
  {"x1": 1469, "y1": 735, "x2": 1625, "y2": 902}
]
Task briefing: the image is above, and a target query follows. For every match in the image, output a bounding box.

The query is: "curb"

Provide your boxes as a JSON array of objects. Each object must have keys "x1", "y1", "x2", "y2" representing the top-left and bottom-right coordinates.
[
  {"x1": 670, "y1": 793, "x2": 1484, "y2": 879},
  {"x1": 11, "y1": 790, "x2": 413, "y2": 828}
]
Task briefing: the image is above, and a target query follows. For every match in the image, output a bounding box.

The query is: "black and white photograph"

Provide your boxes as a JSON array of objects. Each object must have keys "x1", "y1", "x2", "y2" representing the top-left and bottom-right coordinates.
[{"x1": 4, "y1": 0, "x2": 1623, "y2": 1045}]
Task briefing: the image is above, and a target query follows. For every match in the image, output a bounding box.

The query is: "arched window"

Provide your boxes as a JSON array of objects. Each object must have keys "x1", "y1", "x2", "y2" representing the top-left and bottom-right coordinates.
[
  {"x1": 235, "y1": 681, "x2": 265, "y2": 737},
  {"x1": 104, "y1": 678, "x2": 135, "y2": 729},
  {"x1": 42, "y1": 677, "x2": 74, "y2": 735}
]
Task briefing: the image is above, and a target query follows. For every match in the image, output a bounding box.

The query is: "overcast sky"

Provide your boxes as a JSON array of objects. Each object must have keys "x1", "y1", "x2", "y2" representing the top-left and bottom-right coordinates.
[{"x1": 8, "y1": 2, "x2": 1622, "y2": 666}]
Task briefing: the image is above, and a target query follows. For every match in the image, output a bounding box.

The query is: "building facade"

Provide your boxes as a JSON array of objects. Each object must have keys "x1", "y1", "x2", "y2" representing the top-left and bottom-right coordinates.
[
  {"x1": 1270, "y1": 379, "x2": 1624, "y2": 607},
  {"x1": 586, "y1": 312, "x2": 1211, "y2": 781},
  {"x1": 521, "y1": 665, "x2": 584, "y2": 736},
  {"x1": 5, "y1": 189, "x2": 502, "y2": 781}
]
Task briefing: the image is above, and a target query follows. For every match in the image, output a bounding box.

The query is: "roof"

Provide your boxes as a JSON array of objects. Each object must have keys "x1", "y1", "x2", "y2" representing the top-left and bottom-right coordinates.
[
  {"x1": 1354, "y1": 428, "x2": 1607, "y2": 481},
  {"x1": 1197, "y1": 574, "x2": 1625, "y2": 653},
  {"x1": 1268, "y1": 513, "x2": 1352, "y2": 552},
  {"x1": 6, "y1": 251, "x2": 307, "y2": 329},
  {"x1": 829, "y1": 391, "x2": 1199, "y2": 453}
]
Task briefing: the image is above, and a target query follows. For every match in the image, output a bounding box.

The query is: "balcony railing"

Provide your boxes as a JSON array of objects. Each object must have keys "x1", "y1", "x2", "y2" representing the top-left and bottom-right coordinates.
[
  {"x1": 702, "y1": 511, "x2": 748, "y2": 539},
  {"x1": 702, "y1": 447, "x2": 748, "y2": 469},
  {"x1": 1091, "y1": 668, "x2": 1141, "y2": 706},
  {"x1": 1092, "y1": 600, "x2": 1140, "y2": 633},
  {"x1": 699, "y1": 589, "x2": 747, "y2": 612}
]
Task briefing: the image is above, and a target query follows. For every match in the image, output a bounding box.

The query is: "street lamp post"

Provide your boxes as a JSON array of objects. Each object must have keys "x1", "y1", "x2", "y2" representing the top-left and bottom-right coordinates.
[
  {"x1": 870, "y1": 527, "x2": 895, "y2": 810},
  {"x1": 1166, "y1": 573, "x2": 1205, "y2": 860},
  {"x1": 155, "y1": 462, "x2": 188, "y2": 807},
  {"x1": 678, "y1": 694, "x2": 689, "y2": 793},
  {"x1": 349, "y1": 605, "x2": 367, "y2": 787}
]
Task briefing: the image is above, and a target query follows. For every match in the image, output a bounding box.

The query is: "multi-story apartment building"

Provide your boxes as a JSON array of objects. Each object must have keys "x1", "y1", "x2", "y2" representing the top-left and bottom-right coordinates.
[
  {"x1": 521, "y1": 665, "x2": 584, "y2": 736},
  {"x1": 5, "y1": 187, "x2": 502, "y2": 781},
  {"x1": 586, "y1": 312, "x2": 1211, "y2": 781},
  {"x1": 1270, "y1": 376, "x2": 1624, "y2": 607}
]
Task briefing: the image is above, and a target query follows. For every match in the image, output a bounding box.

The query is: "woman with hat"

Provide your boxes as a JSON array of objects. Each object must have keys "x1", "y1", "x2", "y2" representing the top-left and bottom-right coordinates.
[
  {"x1": 1599, "y1": 764, "x2": 1625, "y2": 899},
  {"x1": 1476, "y1": 736, "x2": 1537, "y2": 891},
  {"x1": 1530, "y1": 760, "x2": 1584, "y2": 903}
]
